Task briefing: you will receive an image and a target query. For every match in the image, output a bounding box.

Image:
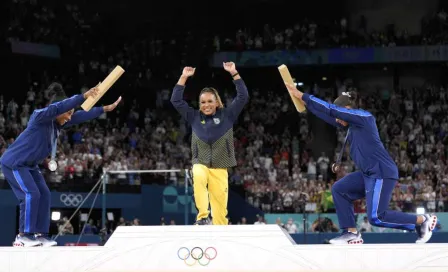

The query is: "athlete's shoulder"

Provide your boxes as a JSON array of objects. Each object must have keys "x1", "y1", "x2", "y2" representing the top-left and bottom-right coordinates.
[
  {"x1": 29, "y1": 109, "x2": 43, "y2": 121},
  {"x1": 352, "y1": 108, "x2": 373, "y2": 117},
  {"x1": 28, "y1": 111, "x2": 51, "y2": 127},
  {"x1": 218, "y1": 108, "x2": 234, "y2": 122},
  {"x1": 28, "y1": 111, "x2": 38, "y2": 123}
]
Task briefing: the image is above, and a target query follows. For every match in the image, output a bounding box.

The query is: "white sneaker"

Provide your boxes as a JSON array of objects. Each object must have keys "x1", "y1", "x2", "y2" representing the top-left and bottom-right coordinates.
[
  {"x1": 35, "y1": 234, "x2": 57, "y2": 247},
  {"x1": 13, "y1": 235, "x2": 42, "y2": 247},
  {"x1": 416, "y1": 214, "x2": 438, "y2": 244},
  {"x1": 329, "y1": 231, "x2": 364, "y2": 245}
]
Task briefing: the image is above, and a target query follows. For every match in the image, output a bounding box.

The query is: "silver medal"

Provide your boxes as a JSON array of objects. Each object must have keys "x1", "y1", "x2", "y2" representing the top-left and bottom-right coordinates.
[{"x1": 48, "y1": 160, "x2": 58, "y2": 171}]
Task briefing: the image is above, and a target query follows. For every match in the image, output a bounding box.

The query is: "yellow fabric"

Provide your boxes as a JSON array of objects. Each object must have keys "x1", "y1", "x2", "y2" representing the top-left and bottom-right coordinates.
[{"x1": 192, "y1": 164, "x2": 229, "y2": 225}]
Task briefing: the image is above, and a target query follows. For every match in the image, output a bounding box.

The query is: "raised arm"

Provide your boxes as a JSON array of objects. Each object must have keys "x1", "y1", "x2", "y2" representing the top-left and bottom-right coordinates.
[
  {"x1": 170, "y1": 67, "x2": 196, "y2": 123},
  {"x1": 32, "y1": 85, "x2": 100, "y2": 123},
  {"x1": 223, "y1": 62, "x2": 249, "y2": 122},
  {"x1": 302, "y1": 93, "x2": 371, "y2": 126},
  {"x1": 33, "y1": 95, "x2": 85, "y2": 123},
  {"x1": 63, "y1": 107, "x2": 103, "y2": 127},
  {"x1": 284, "y1": 82, "x2": 370, "y2": 127},
  {"x1": 307, "y1": 104, "x2": 344, "y2": 128},
  {"x1": 63, "y1": 96, "x2": 121, "y2": 128}
]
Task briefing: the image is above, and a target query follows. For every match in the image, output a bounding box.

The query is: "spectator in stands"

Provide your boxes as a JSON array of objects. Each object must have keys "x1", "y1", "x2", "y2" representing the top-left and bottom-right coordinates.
[
  {"x1": 82, "y1": 219, "x2": 98, "y2": 235},
  {"x1": 311, "y1": 217, "x2": 339, "y2": 233},
  {"x1": 275, "y1": 217, "x2": 284, "y2": 228},
  {"x1": 57, "y1": 217, "x2": 74, "y2": 235},
  {"x1": 132, "y1": 218, "x2": 140, "y2": 226},
  {"x1": 359, "y1": 216, "x2": 373, "y2": 233},
  {"x1": 118, "y1": 217, "x2": 127, "y2": 226},
  {"x1": 239, "y1": 217, "x2": 247, "y2": 225},
  {"x1": 254, "y1": 215, "x2": 266, "y2": 225},
  {"x1": 284, "y1": 218, "x2": 298, "y2": 234},
  {"x1": 317, "y1": 152, "x2": 330, "y2": 181}
]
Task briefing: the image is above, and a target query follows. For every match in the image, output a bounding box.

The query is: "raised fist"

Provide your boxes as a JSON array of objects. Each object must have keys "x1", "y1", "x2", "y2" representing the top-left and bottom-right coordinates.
[
  {"x1": 223, "y1": 62, "x2": 237, "y2": 74},
  {"x1": 182, "y1": 67, "x2": 196, "y2": 78}
]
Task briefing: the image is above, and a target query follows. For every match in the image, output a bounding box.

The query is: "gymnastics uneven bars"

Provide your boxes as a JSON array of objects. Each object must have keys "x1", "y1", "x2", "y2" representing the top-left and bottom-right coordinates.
[{"x1": 104, "y1": 169, "x2": 189, "y2": 228}]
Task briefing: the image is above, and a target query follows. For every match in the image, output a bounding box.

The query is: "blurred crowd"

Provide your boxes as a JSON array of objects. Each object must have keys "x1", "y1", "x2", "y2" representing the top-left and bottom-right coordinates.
[
  {"x1": 8, "y1": 0, "x2": 448, "y2": 54},
  {"x1": 2, "y1": 0, "x2": 448, "y2": 231},
  {"x1": 216, "y1": 11, "x2": 448, "y2": 51}
]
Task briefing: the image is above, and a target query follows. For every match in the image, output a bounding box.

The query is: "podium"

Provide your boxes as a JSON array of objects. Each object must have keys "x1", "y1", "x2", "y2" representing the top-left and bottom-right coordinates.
[{"x1": 0, "y1": 225, "x2": 447, "y2": 271}]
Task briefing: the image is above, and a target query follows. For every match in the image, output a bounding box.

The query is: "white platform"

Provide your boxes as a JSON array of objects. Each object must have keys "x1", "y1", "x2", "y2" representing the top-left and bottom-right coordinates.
[{"x1": 0, "y1": 225, "x2": 447, "y2": 272}]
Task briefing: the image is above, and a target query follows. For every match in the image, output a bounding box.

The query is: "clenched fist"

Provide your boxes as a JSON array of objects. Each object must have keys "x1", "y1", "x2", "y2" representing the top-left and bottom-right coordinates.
[
  {"x1": 182, "y1": 67, "x2": 196, "y2": 78},
  {"x1": 223, "y1": 62, "x2": 237, "y2": 74}
]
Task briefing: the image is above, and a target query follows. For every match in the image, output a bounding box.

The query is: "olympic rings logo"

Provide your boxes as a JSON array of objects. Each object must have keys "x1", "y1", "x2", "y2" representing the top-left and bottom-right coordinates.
[
  {"x1": 60, "y1": 194, "x2": 83, "y2": 207},
  {"x1": 177, "y1": 247, "x2": 217, "y2": 266}
]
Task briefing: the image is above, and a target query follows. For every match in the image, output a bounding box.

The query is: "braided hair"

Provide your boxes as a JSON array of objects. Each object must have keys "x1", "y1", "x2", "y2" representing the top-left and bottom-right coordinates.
[{"x1": 47, "y1": 82, "x2": 67, "y2": 104}]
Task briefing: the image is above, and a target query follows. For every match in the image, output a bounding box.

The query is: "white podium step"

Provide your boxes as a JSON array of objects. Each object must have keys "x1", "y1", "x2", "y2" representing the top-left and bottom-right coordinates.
[{"x1": 0, "y1": 225, "x2": 446, "y2": 272}]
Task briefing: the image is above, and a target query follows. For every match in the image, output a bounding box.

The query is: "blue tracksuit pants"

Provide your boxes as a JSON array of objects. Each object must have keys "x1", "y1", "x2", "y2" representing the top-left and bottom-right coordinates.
[
  {"x1": 1, "y1": 164, "x2": 51, "y2": 234},
  {"x1": 332, "y1": 171, "x2": 417, "y2": 231}
]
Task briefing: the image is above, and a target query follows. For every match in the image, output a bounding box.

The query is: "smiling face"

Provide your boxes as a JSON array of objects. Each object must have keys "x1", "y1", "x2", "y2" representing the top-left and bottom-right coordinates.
[
  {"x1": 56, "y1": 109, "x2": 74, "y2": 125},
  {"x1": 199, "y1": 92, "x2": 219, "y2": 116}
]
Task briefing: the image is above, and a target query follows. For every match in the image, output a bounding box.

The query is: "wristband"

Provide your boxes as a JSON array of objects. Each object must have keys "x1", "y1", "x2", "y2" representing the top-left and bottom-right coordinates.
[{"x1": 231, "y1": 72, "x2": 239, "y2": 78}]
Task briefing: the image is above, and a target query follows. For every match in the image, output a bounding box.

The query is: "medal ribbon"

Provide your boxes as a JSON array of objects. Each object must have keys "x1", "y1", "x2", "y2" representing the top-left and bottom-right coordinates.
[
  {"x1": 51, "y1": 122, "x2": 59, "y2": 161},
  {"x1": 336, "y1": 128, "x2": 350, "y2": 164}
]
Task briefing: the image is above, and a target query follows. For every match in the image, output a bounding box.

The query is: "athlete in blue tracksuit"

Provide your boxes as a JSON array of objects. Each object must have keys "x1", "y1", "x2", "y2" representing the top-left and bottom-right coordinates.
[
  {"x1": 0, "y1": 83, "x2": 121, "y2": 247},
  {"x1": 284, "y1": 83, "x2": 438, "y2": 244}
]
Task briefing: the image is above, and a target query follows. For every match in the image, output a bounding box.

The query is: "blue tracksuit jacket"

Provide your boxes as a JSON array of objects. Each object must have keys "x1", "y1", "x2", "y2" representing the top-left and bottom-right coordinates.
[
  {"x1": 302, "y1": 93, "x2": 399, "y2": 179},
  {"x1": 1, "y1": 94, "x2": 103, "y2": 168}
]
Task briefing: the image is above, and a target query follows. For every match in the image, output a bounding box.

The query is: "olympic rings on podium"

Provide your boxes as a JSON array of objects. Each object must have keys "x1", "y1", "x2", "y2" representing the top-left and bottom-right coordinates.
[{"x1": 177, "y1": 246, "x2": 217, "y2": 266}]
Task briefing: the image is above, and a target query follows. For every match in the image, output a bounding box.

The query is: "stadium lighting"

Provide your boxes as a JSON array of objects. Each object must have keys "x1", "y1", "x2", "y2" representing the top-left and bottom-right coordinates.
[
  {"x1": 51, "y1": 211, "x2": 61, "y2": 221},
  {"x1": 416, "y1": 207, "x2": 425, "y2": 215},
  {"x1": 107, "y1": 212, "x2": 115, "y2": 221}
]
